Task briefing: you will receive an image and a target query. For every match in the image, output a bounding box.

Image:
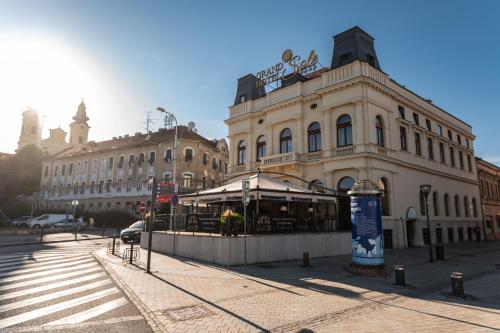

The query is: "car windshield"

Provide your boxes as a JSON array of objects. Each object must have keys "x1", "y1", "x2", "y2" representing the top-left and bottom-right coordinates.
[{"x1": 129, "y1": 221, "x2": 143, "y2": 229}]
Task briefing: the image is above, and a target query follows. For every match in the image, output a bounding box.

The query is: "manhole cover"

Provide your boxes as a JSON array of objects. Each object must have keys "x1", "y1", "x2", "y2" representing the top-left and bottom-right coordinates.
[{"x1": 164, "y1": 305, "x2": 214, "y2": 322}]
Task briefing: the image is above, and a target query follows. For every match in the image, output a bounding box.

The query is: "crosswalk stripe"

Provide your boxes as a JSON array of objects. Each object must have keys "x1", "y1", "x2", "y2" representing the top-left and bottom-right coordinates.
[
  {"x1": 44, "y1": 297, "x2": 128, "y2": 326},
  {"x1": 0, "y1": 254, "x2": 90, "y2": 272},
  {"x1": 0, "y1": 272, "x2": 107, "y2": 301},
  {"x1": 0, "y1": 257, "x2": 92, "y2": 277},
  {"x1": 0, "y1": 287, "x2": 119, "y2": 329},
  {"x1": 0, "y1": 254, "x2": 81, "y2": 267},
  {"x1": 0, "y1": 279, "x2": 112, "y2": 313},
  {"x1": 0, "y1": 262, "x2": 98, "y2": 283},
  {"x1": 0, "y1": 266, "x2": 102, "y2": 291}
]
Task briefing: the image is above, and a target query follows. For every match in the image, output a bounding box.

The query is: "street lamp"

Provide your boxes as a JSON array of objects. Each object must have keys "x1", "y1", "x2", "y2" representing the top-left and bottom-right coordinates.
[
  {"x1": 419, "y1": 184, "x2": 433, "y2": 262},
  {"x1": 71, "y1": 199, "x2": 79, "y2": 219},
  {"x1": 156, "y1": 107, "x2": 178, "y2": 230}
]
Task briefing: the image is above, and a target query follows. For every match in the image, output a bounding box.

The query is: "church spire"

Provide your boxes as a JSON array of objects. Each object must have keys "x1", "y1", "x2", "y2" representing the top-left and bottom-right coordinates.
[{"x1": 73, "y1": 100, "x2": 89, "y2": 123}]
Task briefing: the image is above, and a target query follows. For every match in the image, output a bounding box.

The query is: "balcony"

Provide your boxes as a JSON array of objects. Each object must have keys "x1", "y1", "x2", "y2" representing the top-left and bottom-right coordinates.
[
  {"x1": 261, "y1": 152, "x2": 299, "y2": 167},
  {"x1": 331, "y1": 146, "x2": 355, "y2": 157}
]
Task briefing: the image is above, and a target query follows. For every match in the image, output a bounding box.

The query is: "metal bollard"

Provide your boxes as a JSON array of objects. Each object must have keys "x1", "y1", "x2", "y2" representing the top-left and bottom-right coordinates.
[
  {"x1": 302, "y1": 252, "x2": 311, "y2": 267},
  {"x1": 435, "y1": 244, "x2": 445, "y2": 261},
  {"x1": 112, "y1": 235, "x2": 116, "y2": 255},
  {"x1": 394, "y1": 265, "x2": 405, "y2": 286},
  {"x1": 129, "y1": 242, "x2": 134, "y2": 264},
  {"x1": 451, "y1": 272, "x2": 464, "y2": 296}
]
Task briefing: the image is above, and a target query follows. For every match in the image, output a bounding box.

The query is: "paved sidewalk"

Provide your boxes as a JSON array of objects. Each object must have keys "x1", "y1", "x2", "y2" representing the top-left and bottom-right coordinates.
[{"x1": 94, "y1": 241, "x2": 500, "y2": 333}]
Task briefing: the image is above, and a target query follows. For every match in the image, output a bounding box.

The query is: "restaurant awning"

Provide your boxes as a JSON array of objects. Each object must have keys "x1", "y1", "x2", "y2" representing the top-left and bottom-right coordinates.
[{"x1": 179, "y1": 173, "x2": 337, "y2": 203}]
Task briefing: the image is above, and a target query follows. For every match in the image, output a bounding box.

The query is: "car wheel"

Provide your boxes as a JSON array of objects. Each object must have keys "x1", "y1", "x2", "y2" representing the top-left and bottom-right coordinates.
[{"x1": 33, "y1": 225, "x2": 40, "y2": 229}]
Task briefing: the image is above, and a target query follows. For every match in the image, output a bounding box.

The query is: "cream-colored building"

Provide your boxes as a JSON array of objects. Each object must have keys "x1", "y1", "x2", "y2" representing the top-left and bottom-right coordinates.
[
  {"x1": 476, "y1": 157, "x2": 500, "y2": 240},
  {"x1": 40, "y1": 126, "x2": 228, "y2": 214},
  {"x1": 225, "y1": 26, "x2": 481, "y2": 248}
]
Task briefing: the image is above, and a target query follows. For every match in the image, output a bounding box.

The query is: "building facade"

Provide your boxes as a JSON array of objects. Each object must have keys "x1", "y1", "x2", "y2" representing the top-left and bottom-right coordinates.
[
  {"x1": 476, "y1": 158, "x2": 500, "y2": 240},
  {"x1": 39, "y1": 126, "x2": 228, "y2": 214},
  {"x1": 225, "y1": 26, "x2": 482, "y2": 249}
]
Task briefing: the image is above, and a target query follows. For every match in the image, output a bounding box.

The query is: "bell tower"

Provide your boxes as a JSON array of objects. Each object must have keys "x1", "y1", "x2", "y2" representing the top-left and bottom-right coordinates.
[
  {"x1": 17, "y1": 108, "x2": 41, "y2": 152},
  {"x1": 69, "y1": 100, "x2": 90, "y2": 145}
]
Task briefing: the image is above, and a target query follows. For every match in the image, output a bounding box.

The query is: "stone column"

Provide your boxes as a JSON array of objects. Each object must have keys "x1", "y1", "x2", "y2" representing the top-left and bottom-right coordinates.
[{"x1": 267, "y1": 126, "x2": 274, "y2": 156}]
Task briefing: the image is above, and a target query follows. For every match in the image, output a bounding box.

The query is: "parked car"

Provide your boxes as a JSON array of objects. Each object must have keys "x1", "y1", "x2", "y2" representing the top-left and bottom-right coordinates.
[
  {"x1": 120, "y1": 221, "x2": 143, "y2": 243},
  {"x1": 29, "y1": 214, "x2": 74, "y2": 228},
  {"x1": 10, "y1": 216, "x2": 33, "y2": 228},
  {"x1": 53, "y1": 218, "x2": 85, "y2": 229}
]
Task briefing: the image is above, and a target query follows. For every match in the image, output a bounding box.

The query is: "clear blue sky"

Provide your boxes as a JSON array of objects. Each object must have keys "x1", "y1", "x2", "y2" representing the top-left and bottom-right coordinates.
[{"x1": 1, "y1": 0, "x2": 499, "y2": 164}]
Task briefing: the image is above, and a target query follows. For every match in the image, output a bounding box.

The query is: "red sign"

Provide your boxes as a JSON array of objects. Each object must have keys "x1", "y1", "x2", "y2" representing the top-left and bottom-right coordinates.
[
  {"x1": 139, "y1": 202, "x2": 146, "y2": 214},
  {"x1": 156, "y1": 182, "x2": 176, "y2": 203}
]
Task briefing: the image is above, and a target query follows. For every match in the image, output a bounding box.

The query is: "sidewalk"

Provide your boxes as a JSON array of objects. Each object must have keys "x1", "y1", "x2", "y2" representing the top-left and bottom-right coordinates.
[{"x1": 93, "y1": 241, "x2": 500, "y2": 332}]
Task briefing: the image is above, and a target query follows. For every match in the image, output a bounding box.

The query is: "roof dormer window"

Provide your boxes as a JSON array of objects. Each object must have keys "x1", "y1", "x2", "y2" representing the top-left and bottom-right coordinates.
[{"x1": 239, "y1": 94, "x2": 247, "y2": 103}]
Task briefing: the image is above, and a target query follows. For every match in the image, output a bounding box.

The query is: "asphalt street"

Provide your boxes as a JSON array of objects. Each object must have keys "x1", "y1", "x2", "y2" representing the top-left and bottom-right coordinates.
[{"x1": 0, "y1": 240, "x2": 152, "y2": 332}]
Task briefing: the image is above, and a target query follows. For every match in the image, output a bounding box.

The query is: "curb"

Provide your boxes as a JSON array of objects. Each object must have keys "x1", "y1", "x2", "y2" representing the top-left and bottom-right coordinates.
[{"x1": 91, "y1": 249, "x2": 167, "y2": 332}]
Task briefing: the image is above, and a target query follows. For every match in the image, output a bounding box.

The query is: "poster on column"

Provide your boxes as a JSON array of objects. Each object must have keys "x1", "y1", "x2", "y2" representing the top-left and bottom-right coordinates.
[{"x1": 350, "y1": 196, "x2": 384, "y2": 265}]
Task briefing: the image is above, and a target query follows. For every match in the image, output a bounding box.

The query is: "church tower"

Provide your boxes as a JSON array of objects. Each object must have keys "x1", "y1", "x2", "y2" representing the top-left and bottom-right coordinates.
[
  {"x1": 17, "y1": 108, "x2": 41, "y2": 152},
  {"x1": 69, "y1": 100, "x2": 90, "y2": 145}
]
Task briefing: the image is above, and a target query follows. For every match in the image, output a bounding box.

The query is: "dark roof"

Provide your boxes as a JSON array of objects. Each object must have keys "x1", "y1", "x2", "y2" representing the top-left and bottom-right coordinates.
[
  {"x1": 50, "y1": 126, "x2": 221, "y2": 160},
  {"x1": 475, "y1": 157, "x2": 500, "y2": 170}
]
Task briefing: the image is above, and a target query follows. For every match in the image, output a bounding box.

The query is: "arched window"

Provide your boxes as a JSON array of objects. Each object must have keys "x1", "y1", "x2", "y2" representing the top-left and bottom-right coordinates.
[
  {"x1": 432, "y1": 191, "x2": 439, "y2": 216},
  {"x1": 256, "y1": 136, "x2": 266, "y2": 162},
  {"x1": 463, "y1": 196, "x2": 469, "y2": 217},
  {"x1": 454, "y1": 195, "x2": 460, "y2": 217},
  {"x1": 379, "y1": 178, "x2": 390, "y2": 216},
  {"x1": 212, "y1": 157, "x2": 217, "y2": 170},
  {"x1": 472, "y1": 198, "x2": 478, "y2": 217},
  {"x1": 375, "y1": 116, "x2": 384, "y2": 147},
  {"x1": 164, "y1": 149, "x2": 172, "y2": 163},
  {"x1": 337, "y1": 115, "x2": 353, "y2": 147},
  {"x1": 280, "y1": 128, "x2": 292, "y2": 154},
  {"x1": 184, "y1": 148, "x2": 193, "y2": 162},
  {"x1": 237, "y1": 140, "x2": 246, "y2": 165},
  {"x1": 338, "y1": 176, "x2": 355, "y2": 193},
  {"x1": 307, "y1": 122, "x2": 322, "y2": 152},
  {"x1": 309, "y1": 179, "x2": 325, "y2": 193},
  {"x1": 444, "y1": 193, "x2": 450, "y2": 217}
]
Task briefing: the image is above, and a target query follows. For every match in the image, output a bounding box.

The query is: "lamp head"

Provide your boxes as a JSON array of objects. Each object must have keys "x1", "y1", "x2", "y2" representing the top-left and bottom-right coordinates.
[{"x1": 419, "y1": 184, "x2": 432, "y2": 197}]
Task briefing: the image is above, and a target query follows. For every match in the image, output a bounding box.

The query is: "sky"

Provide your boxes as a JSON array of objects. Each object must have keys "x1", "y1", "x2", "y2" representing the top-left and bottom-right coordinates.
[{"x1": 0, "y1": 0, "x2": 499, "y2": 164}]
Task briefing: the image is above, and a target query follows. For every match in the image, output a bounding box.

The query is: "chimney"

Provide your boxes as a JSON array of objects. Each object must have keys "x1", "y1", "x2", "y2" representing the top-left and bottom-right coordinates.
[{"x1": 330, "y1": 26, "x2": 381, "y2": 71}]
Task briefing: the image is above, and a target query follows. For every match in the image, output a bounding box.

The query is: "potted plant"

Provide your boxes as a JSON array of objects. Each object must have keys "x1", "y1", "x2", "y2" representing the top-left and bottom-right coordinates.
[{"x1": 220, "y1": 210, "x2": 243, "y2": 236}]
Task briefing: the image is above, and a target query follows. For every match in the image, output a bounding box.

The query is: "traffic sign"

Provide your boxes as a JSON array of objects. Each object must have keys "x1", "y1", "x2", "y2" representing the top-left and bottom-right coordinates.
[
  {"x1": 139, "y1": 202, "x2": 146, "y2": 214},
  {"x1": 242, "y1": 179, "x2": 250, "y2": 206}
]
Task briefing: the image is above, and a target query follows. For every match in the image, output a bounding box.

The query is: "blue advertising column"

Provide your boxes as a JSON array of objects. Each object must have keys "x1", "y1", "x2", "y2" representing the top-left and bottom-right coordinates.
[{"x1": 348, "y1": 180, "x2": 384, "y2": 266}]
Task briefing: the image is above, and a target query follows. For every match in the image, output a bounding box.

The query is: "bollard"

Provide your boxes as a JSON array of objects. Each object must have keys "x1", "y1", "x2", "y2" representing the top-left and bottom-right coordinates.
[
  {"x1": 40, "y1": 226, "x2": 44, "y2": 243},
  {"x1": 129, "y1": 242, "x2": 134, "y2": 264},
  {"x1": 75, "y1": 222, "x2": 79, "y2": 241},
  {"x1": 302, "y1": 252, "x2": 311, "y2": 267},
  {"x1": 435, "y1": 244, "x2": 445, "y2": 261},
  {"x1": 451, "y1": 272, "x2": 464, "y2": 296},
  {"x1": 112, "y1": 235, "x2": 116, "y2": 255},
  {"x1": 394, "y1": 265, "x2": 405, "y2": 286}
]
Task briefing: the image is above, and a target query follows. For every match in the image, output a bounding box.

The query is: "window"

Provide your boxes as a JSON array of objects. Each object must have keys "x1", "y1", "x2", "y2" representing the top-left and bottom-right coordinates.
[
  {"x1": 69, "y1": 163, "x2": 73, "y2": 175},
  {"x1": 398, "y1": 105, "x2": 405, "y2": 119},
  {"x1": 437, "y1": 125, "x2": 443, "y2": 136},
  {"x1": 415, "y1": 132, "x2": 422, "y2": 156},
  {"x1": 148, "y1": 151, "x2": 156, "y2": 165},
  {"x1": 73, "y1": 184, "x2": 78, "y2": 195},
  {"x1": 202, "y1": 152, "x2": 207, "y2": 165},
  {"x1": 202, "y1": 177, "x2": 207, "y2": 189},
  {"x1": 239, "y1": 94, "x2": 247, "y2": 103},
  {"x1": 126, "y1": 178, "x2": 132, "y2": 192},
  {"x1": 44, "y1": 166, "x2": 49, "y2": 177},
  {"x1": 464, "y1": 197, "x2": 469, "y2": 217},
  {"x1": 224, "y1": 163, "x2": 228, "y2": 174},
  {"x1": 428, "y1": 138, "x2": 434, "y2": 160},
  {"x1": 339, "y1": 52, "x2": 351, "y2": 66},
  {"x1": 108, "y1": 157, "x2": 114, "y2": 170},
  {"x1": 465, "y1": 138, "x2": 470, "y2": 149},
  {"x1": 99, "y1": 181, "x2": 104, "y2": 193},
  {"x1": 162, "y1": 149, "x2": 172, "y2": 163},
  {"x1": 183, "y1": 174, "x2": 193, "y2": 187},
  {"x1": 80, "y1": 182, "x2": 85, "y2": 194},
  {"x1": 212, "y1": 158, "x2": 217, "y2": 170},
  {"x1": 420, "y1": 191, "x2": 426, "y2": 215},
  {"x1": 54, "y1": 165, "x2": 58, "y2": 177},
  {"x1": 375, "y1": 116, "x2": 384, "y2": 147},
  {"x1": 338, "y1": 177, "x2": 355, "y2": 192},
  {"x1": 219, "y1": 160, "x2": 222, "y2": 172},
  {"x1": 448, "y1": 130, "x2": 453, "y2": 141},
  {"x1": 117, "y1": 179, "x2": 122, "y2": 192},
  {"x1": 308, "y1": 122, "x2": 322, "y2": 152},
  {"x1": 138, "y1": 153, "x2": 145, "y2": 166},
  {"x1": 425, "y1": 119, "x2": 432, "y2": 131},
  {"x1": 379, "y1": 178, "x2": 390, "y2": 216},
  {"x1": 433, "y1": 191, "x2": 439, "y2": 216},
  {"x1": 444, "y1": 193, "x2": 450, "y2": 217},
  {"x1": 90, "y1": 181, "x2": 95, "y2": 193},
  {"x1": 184, "y1": 149, "x2": 193, "y2": 162},
  {"x1": 106, "y1": 180, "x2": 112, "y2": 193},
  {"x1": 66, "y1": 184, "x2": 71, "y2": 195},
  {"x1": 337, "y1": 115, "x2": 353, "y2": 147},
  {"x1": 118, "y1": 156, "x2": 125, "y2": 169},
  {"x1": 128, "y1": 155, "x2": 135, "y2": 167},
  {"x1": 439, "y1": 142, "x2": 446, "y2": 164},
  {"x1": 450, "y1": 147, "x2": 456, "y2": 167},
  {"x1": 280, "y1": 128, "x2": 293, "y2": 153},
  {"x1": 467, "y1": 154, "x2": 472, "y2": 172},
  {"x1": 237, "y1": 140, "x2": 246, "y2": 165},
  {"x1": 256, "y1": 135, "x2": 266, "y2": 162},
  {"x1": 457, "y1": 134, "x2": 462, "y2": 145},
  {"x1": 366, "y1": 54, "x2": 375, "y2": 66},
  {"x1": 61, "y1": 165, "x2": 66, "y2": 176},
  {"x1": 413, "y1": 112, "x2": 419, "y2": 126},
  {"x1": 400, "y1": 126, "x2": 408, "y2": 151},
  {"x1": 455, "y1": 195, "x2": 460, "y2": 217},
  {"x1": 448, "y1": 228, "x2": 454, "y2": 243},
  {"x1": 459, "y1": 151, "x2": 464, "y2": 170},
  {"x1": 472, "y1": 198, "x2": 478, "y2": 217}
]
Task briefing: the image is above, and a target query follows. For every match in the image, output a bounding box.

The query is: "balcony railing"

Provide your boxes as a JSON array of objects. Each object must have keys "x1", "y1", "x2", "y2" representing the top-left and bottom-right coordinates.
[
  {"x1": 261, "y1": 152, "x2": 298, "y2": 166},
  {"x1": 331, "y1": 146, "x2": 355, "y2": 157}
]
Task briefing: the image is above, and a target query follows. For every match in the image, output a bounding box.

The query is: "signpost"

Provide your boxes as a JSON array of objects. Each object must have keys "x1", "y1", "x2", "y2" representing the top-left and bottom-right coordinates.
[
  {"x1": 146, "y1": 177, "x2": 157, "y2": 273},
  {"x1": 242, "y1": 179, "x2": 250, "y2": 265}
]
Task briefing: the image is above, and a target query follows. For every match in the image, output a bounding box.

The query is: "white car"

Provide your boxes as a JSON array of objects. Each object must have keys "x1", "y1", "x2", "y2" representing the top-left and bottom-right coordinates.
[{"x1": 29, "y1": 214, "x2": 74, "y2": 228}]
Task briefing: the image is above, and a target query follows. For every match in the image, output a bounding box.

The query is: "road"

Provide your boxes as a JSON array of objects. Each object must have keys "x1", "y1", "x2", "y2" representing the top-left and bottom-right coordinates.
[{"x1": 0, "y1": 240, "x2": 152, "y2": 332}]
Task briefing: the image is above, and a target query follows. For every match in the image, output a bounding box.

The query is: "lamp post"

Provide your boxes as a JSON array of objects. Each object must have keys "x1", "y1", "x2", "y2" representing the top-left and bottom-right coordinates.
[
  {"x1": 71, "y1": 199, "x2": 79, "y2": 219},
  {"x1": 420, "y1": 184, "x2": 433, "y2": 262},
  {"x1": 156, "y1": 107, "x2": 178, "y2": 230}
]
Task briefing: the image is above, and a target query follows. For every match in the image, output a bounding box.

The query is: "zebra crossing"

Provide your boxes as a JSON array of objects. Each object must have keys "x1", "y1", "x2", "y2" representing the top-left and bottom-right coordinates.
[{"x1": 0, "y1": 243, "x2": 150, "y2": 331}]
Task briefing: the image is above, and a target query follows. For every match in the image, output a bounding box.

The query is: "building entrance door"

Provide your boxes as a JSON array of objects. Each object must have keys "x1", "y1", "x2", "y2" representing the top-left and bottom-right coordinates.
[{"x1": 406, "y1": 220, "x2": 414, "y2": 247}]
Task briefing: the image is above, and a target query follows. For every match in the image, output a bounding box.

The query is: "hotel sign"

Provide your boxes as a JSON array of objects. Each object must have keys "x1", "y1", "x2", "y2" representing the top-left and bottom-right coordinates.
[{"x1": 256, "y1": 49, "x2": 319, "y2": 88}]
